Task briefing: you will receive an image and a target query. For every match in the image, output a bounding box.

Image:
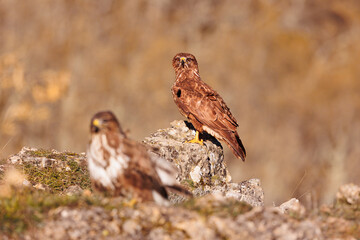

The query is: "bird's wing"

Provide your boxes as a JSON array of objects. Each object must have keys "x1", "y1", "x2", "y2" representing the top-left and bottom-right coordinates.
[
  {"x1": 147, "y1": 150, "x2": 178, "y2": 185},
  {"x1": 173, "y1": 77, "x2": 246, "y2": 160},
  {"x1": 118, "y1": 138, "x2": 168, "y2": 199},
  {"x1": 173, "y1": 77, "x2": 238, "y2": 132}
]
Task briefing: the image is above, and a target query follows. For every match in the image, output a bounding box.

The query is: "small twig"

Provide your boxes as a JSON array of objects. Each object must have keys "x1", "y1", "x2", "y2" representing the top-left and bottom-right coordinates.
[
  {"x1": 0, "y1": 136, "x2": 14, "y2": 153},
  {"x1": 291, "y1": 170, "x2": 307, "y2": 198},
  {"x1": 297, "y1": 190, "x2": 309, "y2": 201}
]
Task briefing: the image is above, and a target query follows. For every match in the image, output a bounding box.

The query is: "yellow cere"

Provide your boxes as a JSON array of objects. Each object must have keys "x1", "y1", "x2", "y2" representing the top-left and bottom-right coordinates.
[{"x1": 93, "y1": 118, "x2": 100, "y2": 127}]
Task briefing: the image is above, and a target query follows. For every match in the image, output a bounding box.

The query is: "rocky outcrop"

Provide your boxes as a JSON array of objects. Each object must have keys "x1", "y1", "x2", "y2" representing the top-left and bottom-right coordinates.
[
  {"x1": 1, "y1": 121, "x2": 359, "y2": 239},
  {"x1": 8, "y1": 146, "x2": 87, "y2": 169},
  {"x1": 144, "y1": 120, "x2": 264, "y2": 207},
  {"x1": 143, "y1": 120, "x2": 230, "y2": 185},
  {"x1": 4, "y1": 147, "x2": 90, "y2": 194},
  {"x1": 336, "y1": 183, "x2": 360, "y2": 205},
  {"x1": 37, "y1": 198, "x2": 323, "y2": 240}
]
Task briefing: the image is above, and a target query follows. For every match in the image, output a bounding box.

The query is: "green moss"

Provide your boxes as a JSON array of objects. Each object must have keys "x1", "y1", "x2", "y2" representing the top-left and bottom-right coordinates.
[
  {"x1": 182, "y1": 177, "x2": 209, "y2": 189},
  {"x1": 211, "y1": 175, "x2": 220, "y2": 182},
  {"x1": 182, "y1": 179, "x2": 196, "y2": 189},
  {"x1": 210, "y1": 175, "x2": 226, "y2": 186},
  {"x1": 27, "y1": 148, "x2": 83, "y2": 161},
  {"x1": 182, "y1": 197, "x2": 252, "y2": 218},
  {"x1": 0, "y1": 158, "x2": 6, "y2": 181},
  {"x1": 27, "y1": 149, "x2": 54, "y2": 158},
  {"x1": 16, "y1": 149, "x2": 91, "y2": 193}
]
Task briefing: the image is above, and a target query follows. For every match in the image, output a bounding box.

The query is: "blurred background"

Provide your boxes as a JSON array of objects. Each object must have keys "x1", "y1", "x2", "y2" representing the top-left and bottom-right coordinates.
[{"x1": 0, "y1": 0, "x2": 359, "y2": 206}]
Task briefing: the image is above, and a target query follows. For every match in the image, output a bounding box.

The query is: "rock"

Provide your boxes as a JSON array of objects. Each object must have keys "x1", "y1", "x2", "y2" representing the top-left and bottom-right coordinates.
[
  {"x1": 33, "y1": 183, "x2": 50, "y2": 191},
  {"x1": 6, "y1": 122, "x2": 264, "y2": 206},
  {"x1": 63, "y1": 185, "x2": 83, "y2": 196},
  {"x1": 35, "y1": 198, "x2": 324, "y2": 240},
  {"x1": 3, "y1": 137, "x2": 359, "y2": 239},
  {"x1": 192, "y1": 179, "x2": 264, "y2": 207},
  {"x1": 336, "y1": 183, "x2": 360, "y2": 205},
  {"x1": 144, "y1": 120, "x2": 264, "y2": 206},
  {"x1": 122, "y1": 219, "x2": 141, "y2": 236},
  {"x1": 7, "y1": 146, "x2": 87, "y2": 169},
  {"x1": 278, "y1": 198, "x2": 306, "y2": 217},
  {"x1": 22, "y1": 179, "x2": 31, "y2": 187},
  {"x1": 0, "y1": 163, "x2": 5, "y2": 175},
  {"x1": 235, "y1": 207, "x2": 323, "y2": 240},
  {"x1": 6, "y1": 146, "x2": 91, "y2": 193},
  {"x1": 143, "y1": 120, "x2": 230, "y2": 186}
]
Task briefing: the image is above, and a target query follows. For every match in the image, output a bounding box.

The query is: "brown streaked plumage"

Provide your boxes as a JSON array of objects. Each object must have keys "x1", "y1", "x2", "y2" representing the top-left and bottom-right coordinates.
[
  {"x1": 87, "y1": 111, "x2": 191, "y2": 204},
  {"x1": 171, "y1": 53, "x2": 246, "y2": 161}
]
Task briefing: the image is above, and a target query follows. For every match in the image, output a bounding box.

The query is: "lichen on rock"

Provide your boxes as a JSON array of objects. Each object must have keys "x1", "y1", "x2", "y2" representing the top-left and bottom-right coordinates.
[
  {"x1": 143, "y1": 120, "x2": 264, "y2": 206},
  {"x1": 143, "y1": 120, "x2": 230, "y2": 186},
  {"x1": 6, "y1": 146, "x2": 91, "y2": 193}
]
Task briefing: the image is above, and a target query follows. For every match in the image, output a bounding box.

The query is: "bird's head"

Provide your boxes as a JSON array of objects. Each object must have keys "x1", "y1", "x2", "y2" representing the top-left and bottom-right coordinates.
[
  {"x1": 172, "y1": 53, "x2": 199, "y2": 75},
  {"x1": 90, "y1": 111, "x2": 125, "y2": 136}
]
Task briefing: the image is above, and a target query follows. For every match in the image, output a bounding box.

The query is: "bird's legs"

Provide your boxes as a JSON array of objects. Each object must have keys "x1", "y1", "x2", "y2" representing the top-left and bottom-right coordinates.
[{"x1": 186, "y1": 131, "x2": 204, "y2": 145}]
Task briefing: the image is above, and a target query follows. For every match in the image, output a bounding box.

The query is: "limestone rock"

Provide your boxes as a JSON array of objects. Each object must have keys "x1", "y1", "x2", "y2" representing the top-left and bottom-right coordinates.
[
  {"x1": 63, "y1": 185, "x2": 84, "y2": 196},
  {"x1": 143, "y1": 120, "x2": 264, "y2": 206},
  {"x1": 3, "y1": 136, "x2": 360, "y2": 239},
  {"x1": 6, "y1": 146, "x2": 90, "y2": 193},
  {"x1": 336, "y1": 183, "x2": 360, "y2": 205},
  {"x1": 36, "y1": 200, "x2": 323, "y2": 240},
  {"x1": 278, "y1": 198, "x2": 306, "y2": 217},
  {"x1": 191, "y1": 179, "x2": 264, "y2": 207},
  {"x1": 143, "y1": 120, "x2": 230, "y2": 185},
  {"x1": 8, "y1": 146, "x2": 87, "y2": 169}
]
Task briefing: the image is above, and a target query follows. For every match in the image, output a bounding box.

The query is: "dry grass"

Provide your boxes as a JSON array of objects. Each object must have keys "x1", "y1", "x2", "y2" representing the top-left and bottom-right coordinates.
[{"x1": 0, "y1": 0, "x2": 359, "y2": 205}]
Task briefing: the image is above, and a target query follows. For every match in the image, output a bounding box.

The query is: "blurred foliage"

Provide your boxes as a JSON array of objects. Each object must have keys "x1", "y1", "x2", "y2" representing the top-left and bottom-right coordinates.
[
  {"x1": 182, "y1": 197, "x2": 252, "y2": 218},
  {"x1": 0, "y1": 0, "x2": 360, "y2": 205},
  {"x1": 320, "y1": 200, "x2": 360, "y2": 239},
  {"x1": 0, "y1": 188, "x2": 103, "y2": 237}
]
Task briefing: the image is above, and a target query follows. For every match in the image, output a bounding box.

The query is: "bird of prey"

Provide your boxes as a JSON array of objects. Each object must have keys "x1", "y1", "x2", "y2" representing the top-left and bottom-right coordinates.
[
  {"x1": 171, "y1": 53, "x2": 246, "y2": 161},
  {"x1": 87, "y1": 111, "x2": 191, "y2": 205}
]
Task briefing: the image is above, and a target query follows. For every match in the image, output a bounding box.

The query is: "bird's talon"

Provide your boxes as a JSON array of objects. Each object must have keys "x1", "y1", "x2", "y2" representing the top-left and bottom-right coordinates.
[
  {"x1": 124, "y1": 198, "x2": 138, "y2": 207},
  {"x1": 185, "y1": 131, "x2": 204, "y2": 145},
  {"x1": 186, "y1": 138, "x2": 204, "y2": 145}
]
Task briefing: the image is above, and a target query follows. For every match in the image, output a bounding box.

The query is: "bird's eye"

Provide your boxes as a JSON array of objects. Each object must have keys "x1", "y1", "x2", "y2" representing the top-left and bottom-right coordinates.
[{"x1": 187, "y1": 58, "x2": 192, "y2": 62}]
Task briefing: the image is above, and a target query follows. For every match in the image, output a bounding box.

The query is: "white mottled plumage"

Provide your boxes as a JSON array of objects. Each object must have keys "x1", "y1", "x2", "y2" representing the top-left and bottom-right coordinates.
[
  {"x1": 148, "y1": 151, "x2": 179, "y2": 186},
  {"x1": 152, "y1": 190, "x2": 170, "y2": 206},
  {"x1": 87, "y1": 134, "x2": 129, "y2": 190},
  {"x1": 87, "y1": 111, "x2": 192, "y2": 204}
]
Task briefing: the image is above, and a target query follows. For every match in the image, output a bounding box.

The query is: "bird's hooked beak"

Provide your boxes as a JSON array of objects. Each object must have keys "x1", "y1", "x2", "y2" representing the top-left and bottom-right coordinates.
[
  {"x1": 92, "y1": 118, "x2": 102, "y2": 133},
  {"x1": 180, "y1": 57, "x2": 186, "y2": 68},
  {"x1": 93, "y1": 118, "x2": 101, "y2": 127}
]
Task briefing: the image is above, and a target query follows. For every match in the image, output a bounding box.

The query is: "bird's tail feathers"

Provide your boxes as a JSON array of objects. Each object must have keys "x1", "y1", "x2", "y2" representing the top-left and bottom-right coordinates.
[
  {"x1": 223, "y1": 131, "x2": 246, "y2": 161},
  {"x1": 165, "y1": 184, "x2": 193, "y2": 197}
]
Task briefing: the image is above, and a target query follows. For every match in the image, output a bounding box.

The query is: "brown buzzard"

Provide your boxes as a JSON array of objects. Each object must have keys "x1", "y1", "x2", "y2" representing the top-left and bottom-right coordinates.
[
  {"x1": 87, "y1": 111, "x2": 191, "y2": 205},
  {"x1": 171, "y1": 53, "x2": 246, "y2": 161}
]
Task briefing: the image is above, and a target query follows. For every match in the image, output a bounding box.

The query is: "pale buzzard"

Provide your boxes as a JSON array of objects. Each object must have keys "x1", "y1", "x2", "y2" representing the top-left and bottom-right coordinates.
[{"x1": 87, "y1": 111, "x2": 191, "y2": 204}]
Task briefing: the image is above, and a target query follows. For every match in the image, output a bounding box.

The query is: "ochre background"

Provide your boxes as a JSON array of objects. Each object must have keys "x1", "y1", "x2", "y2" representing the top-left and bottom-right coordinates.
[{"x1": 1, "y1": 0, "x2": 359, "y2": 206}]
